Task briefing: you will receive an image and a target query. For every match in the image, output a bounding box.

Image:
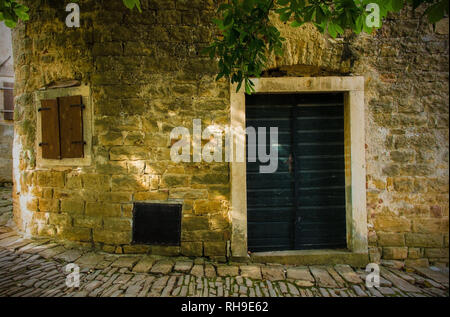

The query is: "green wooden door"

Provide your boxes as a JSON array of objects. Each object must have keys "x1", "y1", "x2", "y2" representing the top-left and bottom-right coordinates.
[{"x1": 246, "y1": 93, "x2": 346, "y2": 252}]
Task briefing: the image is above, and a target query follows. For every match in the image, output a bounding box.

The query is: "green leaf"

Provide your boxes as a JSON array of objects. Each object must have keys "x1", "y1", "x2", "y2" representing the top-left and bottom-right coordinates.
[
  {"x1": 291, "y1": 20, "x2": 303, "y2": 27},
  {"x1": 280, "y1": 11, "x2": 292, "y2": 22},
  {"x1": 236, "y1": 80, "x2": 243, "y2": 93},
  {"x1": 123, "y1": 0, "x2": 141, "y2": 12},
  {"x1": 206, "y1": 0, "x2": 447, "y2": 94},
  {"x1": 224, "y1": 13, "x2": 233, "y2": 26},
  {"x1": 424, "y1": 1, "x2": 447, "y2": 23},
  {"x1": 355, "y1": 14, "x2": 364, "y2": 33},
  {"x1": 327, "y1": 22, "x2": 337, "y2": 38},
  {"x1": 277, "y1": 0, "x2": 290, "y2": 6},
  {"x1": 5, "y1": 18, "x2": 16, "y2": 27},
  {"x1": 14, "y1": 7, "x2": 28, "y2": 21},
  {"x1": 123, "y1": 0, "x2": 136, "y2": 10},
  {"x1": 390, "y1": 0, "x2": 404, "y2": 12}
]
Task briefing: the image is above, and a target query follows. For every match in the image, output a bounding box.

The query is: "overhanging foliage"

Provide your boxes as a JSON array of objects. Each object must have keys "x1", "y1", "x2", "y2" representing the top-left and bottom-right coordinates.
[{"x1": 1, "y1": 0, "x2": 448, "y2": 93}]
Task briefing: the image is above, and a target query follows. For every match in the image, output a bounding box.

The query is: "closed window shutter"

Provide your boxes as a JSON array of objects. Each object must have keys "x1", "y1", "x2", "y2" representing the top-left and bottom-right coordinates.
[
  {"x1": 58, "y1": 95, "x2": 84, "y2": 159},
  {"x1": 40, "y1": 99, "x2": 61, "y2": 159},
  {"x1": 3, "y1": 82, "x2": 14, "y2": 120}
]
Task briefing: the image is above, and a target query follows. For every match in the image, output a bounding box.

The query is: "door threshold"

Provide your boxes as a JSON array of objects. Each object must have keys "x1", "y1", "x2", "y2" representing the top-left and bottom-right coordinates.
[{"x1": 249, "y1": 249, "x2": 369, "y2": 267}]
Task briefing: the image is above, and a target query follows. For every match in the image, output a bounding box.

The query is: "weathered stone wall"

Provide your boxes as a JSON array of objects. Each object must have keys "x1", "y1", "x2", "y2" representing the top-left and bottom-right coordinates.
[
  {"x1": 12, "y1": 0, "x2": 230, "y2": 260},
  {"x1": 266, "y1": 10, "x2": 449, "y2": 266},
  {"x1": 11, "y1": 0, "x2": 448, "y2": 264},
  {"x1": 354, "y1": 14, "x2": 449, "y2": 268}
]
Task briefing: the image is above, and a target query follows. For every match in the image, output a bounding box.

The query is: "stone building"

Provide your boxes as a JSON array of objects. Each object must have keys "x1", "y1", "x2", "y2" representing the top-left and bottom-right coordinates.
[
  {"x1": 9, "y1": 0, "x2": 449, "y2": 266},
  {"x1": 0, "y1": 22, "x2": 14, "y2": 185}
]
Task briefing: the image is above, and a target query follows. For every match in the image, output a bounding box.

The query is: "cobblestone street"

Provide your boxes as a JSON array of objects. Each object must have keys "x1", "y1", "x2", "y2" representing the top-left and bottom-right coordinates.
[{"x1": 0, "y1": 187, "x2": 448, "y2": 298}]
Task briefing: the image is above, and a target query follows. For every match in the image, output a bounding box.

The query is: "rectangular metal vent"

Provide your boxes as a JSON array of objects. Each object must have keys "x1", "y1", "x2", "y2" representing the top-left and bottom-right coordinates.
[{"x1": 132, "y1": 203, "x2": 182, "y2": 246}]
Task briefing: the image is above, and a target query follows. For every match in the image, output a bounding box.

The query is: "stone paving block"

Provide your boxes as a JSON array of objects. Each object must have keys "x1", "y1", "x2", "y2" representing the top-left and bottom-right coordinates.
[
  {"x1": 287, "y1": 282, "x2": 299, "y2": 296},
  {"x1": 190, "y1": 264, "x2": 204, "y2": 277},
  {"x1": 334, "y1": 264, "x2": 363, "y2": 284},
  {"x1": 150, "y1": 276, "x2": 170, "y2": 294},
  {"x1": 205, "y1": 264, "x2": 216, "y2": 278},
  {"x1": 39, "y1": 246, "x2": 66, "y2": 259},
  {"x1": 16, "y1": 240, "x2": 50, "y2": 253},
  {"x1": 0, "y1": 231, "x2": 20, "y2": 241},
  {"x1": 319, "y1": 288, "x2": 330, "y2": 297},
  {"x1": 326, "y1": 266, "x2": 347, "y2": 288},
  {"x1": 85, "y1": 280, "x2": 103, "y2": 292},
  {"x1": 239, "y1": 265, "x2": 262, "y2": 280},
  {"x1": 114, "y1": 274, "x2": 133, "y2": 285},
  {"x1": 381, "y1": 268, "x2": 422, "y2": 293},
  {"x1": 53, "y1": 249, "x2": 83, "y2": 263},
  {"x1": 125, "y1": 284, "x2": 142, "y2": 296},
  {"x1": 161, "y1": 276, "x2": 177, "y2": 297},
  {"x1": 173, "y1": 261, "x2": 193, "y2": 273},
  {"x1": 133, "y1": 256, "x2": 157, "y2": 273},
  {"x1": 295, "y1": 280, "x2": 314, "y2": 287},
  {"x1": 309, "y1": 267, "x2": 338, "y2": 288},
  {"x1": 339, "y1": 289, "x2": 349, "y2": 297},
  {"x1": 413, "y1": 266, "x2": 449, "y2": 288},
  {"x1": 286, "y1": 266, "x2": 314, "y2": 281},
  {"x1": 111, "y1": 256, "x2": 140, "y2": 269},
  {"x1": 367, "y1": 286, "x2": 384, "y2": 297},
  {"x1": 0, "y1": 236, "x2": 21, "y2": 247},
  {"x1": 387, "y1": 268, "x2": 416, "y2": 285},
  {"x1": 150, "y1": 260, "x2": 174, "y2": 275},
  {"x1": 6, "y1": 239, "x2": 34, "y2": 251},
  {"x1": 95, "y1": 260, "x2": 113, "y2": 270},
  {"x1": 217, "y1": 265, "x2": 239, "y2": 277},
  {"x1": 381, "y1": 260, "x2": 404, "y2": 270},
  {"x1": 75, "y1": 253, "x2": 105, "y2": 269},
  {"x1": 261, "y1": 266, "x2": 285, "y2": 281},
  {"x1": 24, "y1": 243, "x2": 59, "y2": 255},
  {"x1": 352, "y1": 285, "x2": 368, "y2": 297},
  {"x1": 278, "y1": 281, "x2": 288, "y2": 294},
  {"x1": 424, "y1": 278, "x2": 445, "y2": 289}
]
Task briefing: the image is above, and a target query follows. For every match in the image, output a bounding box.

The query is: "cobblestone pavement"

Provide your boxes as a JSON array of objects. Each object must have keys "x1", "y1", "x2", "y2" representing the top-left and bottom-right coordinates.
[
  {"x1": 0, "y1": 186, "x2": 12, "y2": 226},
  {"x1": 0, "y1": 187, "x2": 448, "y2": 298}
]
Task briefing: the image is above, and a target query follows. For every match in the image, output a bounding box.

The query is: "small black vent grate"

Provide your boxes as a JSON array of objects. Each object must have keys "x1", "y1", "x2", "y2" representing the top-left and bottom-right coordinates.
[{"x1": 132, "y1": 203, "x2": 182, "y2": 246}]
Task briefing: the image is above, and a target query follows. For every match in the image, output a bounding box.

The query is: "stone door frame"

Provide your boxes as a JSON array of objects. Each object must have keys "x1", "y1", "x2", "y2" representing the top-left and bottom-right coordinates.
[{"x1": 230, "y1": 76, "x2": 368, "y2": 262}]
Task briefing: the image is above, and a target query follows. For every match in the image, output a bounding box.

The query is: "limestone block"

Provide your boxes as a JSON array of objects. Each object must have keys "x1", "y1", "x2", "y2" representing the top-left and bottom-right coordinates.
[
  {"x1": 204, "y1": 241, "x2": 226, "y2": 256},
  {"x1": 377, "y1": 232, "x2": 406, "y2": 247},
  {"x1": 405, "y1": 233, "x2": 444, "y2": 247},
  {"x1": 181, "y1": 241, "x2": 203, "y2": 256},
  {"x1": 93, "y1": 229, "x2": 131, "y2": 245},
  {"x1": 61, "y1": 200, "x2": 85, "y2": 215},
  {"x1": 383, "y1": 247, "x2": 408, "y2": 260}
]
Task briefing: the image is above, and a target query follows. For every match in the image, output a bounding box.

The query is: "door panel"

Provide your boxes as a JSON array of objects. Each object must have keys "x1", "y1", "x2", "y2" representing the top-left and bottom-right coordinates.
[
  {"x1": 246, "y1": 93, "x2": 346, "y2": 252},
  {"x1": 246, "y1": 102, "x2": 295, "y2": 252},
  {"x1": 293, "y1": 103, "x2": 346, "y2": 249}
]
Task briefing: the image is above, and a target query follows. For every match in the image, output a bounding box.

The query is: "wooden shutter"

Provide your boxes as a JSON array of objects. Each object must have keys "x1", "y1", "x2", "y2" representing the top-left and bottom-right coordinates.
[
  {"x1": 40, "y1": 99, "x2": 61, "y2": 159},
  {"x1": 58, "y1": 95, "x2": 84, "y2": 159},
  {"x1": 2, "y1": 82, "x2": 14, "y2": 120}
]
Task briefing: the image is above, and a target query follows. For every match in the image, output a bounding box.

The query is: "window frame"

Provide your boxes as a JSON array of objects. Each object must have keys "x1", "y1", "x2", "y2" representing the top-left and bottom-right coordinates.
[{"x1": 35, "y1": 85, "x2": 92, "y2": 168}]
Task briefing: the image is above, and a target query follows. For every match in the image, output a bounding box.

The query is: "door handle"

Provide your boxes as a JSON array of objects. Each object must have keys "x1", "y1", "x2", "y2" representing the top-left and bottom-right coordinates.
[{"x1": 288, "y1": 153, "x2": 293, "y2": 174}]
